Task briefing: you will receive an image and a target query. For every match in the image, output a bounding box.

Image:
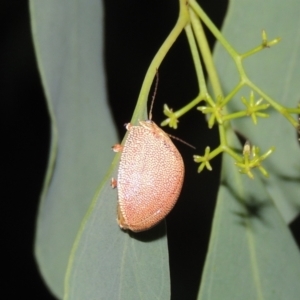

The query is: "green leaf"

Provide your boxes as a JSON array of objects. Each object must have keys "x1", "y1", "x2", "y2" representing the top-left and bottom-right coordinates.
[
  {"x1": 64, "y1": 168, "x2": 169, "y2": 300},
  {"x1": 29, "y1": 0, "x2": 118, "y2": 297},
  {"x1": 198, "y1": 0, "x2": 300, "y2": 298},
  {"x1": 63, "y1": 76, "x2": 170, "y2": 300},
  {"x1": 30, "y1": 0, "x2": 170, "y2": 298},
  {"x1": 215, "y1": 0, "x2": 300, "y2": 223},
  {"x1": 198, "y1": 131, "x2": 300, "y2": 300}
]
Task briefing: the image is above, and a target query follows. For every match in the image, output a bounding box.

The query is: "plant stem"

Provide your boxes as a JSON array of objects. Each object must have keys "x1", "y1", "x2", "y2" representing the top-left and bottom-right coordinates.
[
  {"x1": 189, "y1": 0, "x2": 238, "y2": 60},
  {"x1": 185, "y1": 22, "x2": 207, "y2": 95},
  {"x1": 189, "y1": 6, "x2": 223, "y2": 99},
  {"x1": 132, "y1": 0, "x2": 189, "y2": 123}
]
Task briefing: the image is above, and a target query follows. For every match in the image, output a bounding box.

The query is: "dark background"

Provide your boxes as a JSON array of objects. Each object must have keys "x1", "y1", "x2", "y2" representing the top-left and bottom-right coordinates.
[{"x1": 2, "y1": 0, "x2": 299, "y2": 299}]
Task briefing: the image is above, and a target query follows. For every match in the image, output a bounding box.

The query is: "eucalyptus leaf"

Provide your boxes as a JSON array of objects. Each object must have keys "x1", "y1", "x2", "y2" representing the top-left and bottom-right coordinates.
[
  {"x1": 198, "y1": 131, "x2": 300, "y2": 300},
  {"x1": 215, "y1": 0, "x2": 300, "y2": 223},
  {"x1": 30, "y1": 0, "x2": 170, "y2": 299},
  {"x1": 198, "y1": 0, "x2": 300, "y2": 298},
  {"x1": 63, "y1": 88, "x2": 170, "y2": 299},
  {"x1": 64, "y1": 161, "x2": 169, "y2": 300},
  {"x1": 30, "y1": 0, "x2": 118, "y2": 297}
]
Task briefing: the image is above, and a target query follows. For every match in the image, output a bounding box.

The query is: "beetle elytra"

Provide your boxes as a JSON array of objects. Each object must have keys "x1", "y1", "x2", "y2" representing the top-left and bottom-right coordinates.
[{"x1": 112, "y1": 71, "x2": 184, "y2": 232}]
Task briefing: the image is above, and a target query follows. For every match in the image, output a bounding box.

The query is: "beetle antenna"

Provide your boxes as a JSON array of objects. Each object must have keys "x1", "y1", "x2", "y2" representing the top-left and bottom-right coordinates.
[
  {"x1": 168, "y1": 134, "x2": 196, "y2": 149},
  {"x1": 149, "y1": 69, "x2": 159, "y2": 121}
]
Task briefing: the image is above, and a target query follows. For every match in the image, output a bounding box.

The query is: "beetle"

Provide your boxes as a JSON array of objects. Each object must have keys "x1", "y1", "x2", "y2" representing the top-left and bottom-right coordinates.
[{"x1": 112, "y1": 71, "x2": 184, "y2": 232}]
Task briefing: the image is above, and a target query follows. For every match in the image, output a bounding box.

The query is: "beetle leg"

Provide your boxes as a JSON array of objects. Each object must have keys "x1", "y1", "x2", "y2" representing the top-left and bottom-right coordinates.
[
  {"x1": 124, "y1": 123, "x2": 132, "y2": 131},
  {"x1": 111, "y1": 178, "x2": 117, "y2": 188},
  {"x1": 111, "y1": 144, "x2": 123, "y2": 152}
]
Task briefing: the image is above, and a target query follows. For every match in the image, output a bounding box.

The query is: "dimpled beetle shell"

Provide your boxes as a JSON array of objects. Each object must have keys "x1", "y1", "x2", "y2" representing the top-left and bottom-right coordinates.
[{"x1": 117, "y1": 120, "x2": 184, "y2": 232}]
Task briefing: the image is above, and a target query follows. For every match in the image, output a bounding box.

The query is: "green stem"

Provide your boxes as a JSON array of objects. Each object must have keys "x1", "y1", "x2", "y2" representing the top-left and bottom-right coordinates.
[
  {"x1": 286, "y1": 108, "x2": 300, "y2": 114},
  {"x1": 185, "y1": 22, "x2": 207, "y2": 94},
  {"x1": 223, "y1": 145, "x2": 243, "y2": 162},
  {"x1": 189, "y1": 0, "x2": 238, "y2": 61},
  {"x1": 219, "y1": 123, "x2": 227, "y2": 147},
  {"x1": 132, "y1": 0, "x2": 189, "y2": 123},
  {"x1": 241, "y1": 44, "x2": 266, "y2": 59},
  {"x1": 222, "y1": 82, "x2": 243, "y2": 106},
  {"x1": 223, "y1": 111, "x2": 248, "y2": 122},
  {"x1": 173, "y1": 94, "x2": 206, "y2": 119},
  {"x1": 207, "y1": 145, "x2": 223, "y2": 159},
  {"x1": 189, "y1": 6, "x2": 223, "y2": 98}
]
